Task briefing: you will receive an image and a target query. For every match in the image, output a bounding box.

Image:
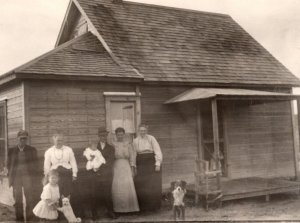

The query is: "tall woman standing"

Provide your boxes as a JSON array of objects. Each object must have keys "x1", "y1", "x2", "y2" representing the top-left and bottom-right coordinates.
[
  {"x1": 112, "y1": 127, "x2": 139, "y2": 213},
  {"x1": 132, "y1": 124, "x2": 163, "y2": 211}
]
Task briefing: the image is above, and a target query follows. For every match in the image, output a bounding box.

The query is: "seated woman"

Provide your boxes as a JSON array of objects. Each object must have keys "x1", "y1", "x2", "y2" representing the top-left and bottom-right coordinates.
[
  {"x1": 111, "y1": 127, "x2": 139, "y2": 213},
  {"x1": 44, "y1": 133, "x2": 78, "y2": 197}
]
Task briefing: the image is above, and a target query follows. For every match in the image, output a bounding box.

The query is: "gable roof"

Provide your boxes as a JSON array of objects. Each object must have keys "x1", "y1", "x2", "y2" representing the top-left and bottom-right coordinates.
[
  {"x1": 2, "y1": 32, "x2": 141, "y2": 82},
  {"x1": 1, "y1": 0, "x2": 299, "y2": 87},
  {"x1": 70, "y1": 0, "x2": 299, "y2": 86}
]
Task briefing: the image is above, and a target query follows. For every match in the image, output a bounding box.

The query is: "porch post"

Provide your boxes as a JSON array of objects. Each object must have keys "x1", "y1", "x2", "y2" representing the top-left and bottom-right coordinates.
[
  {"x1": 196, "y1": 103, "x2": 204, "y2": 160},
  {"x1": 211, "y1": 98, "x2": 221, "y2": 189},
  {"x1": 292, "y1": 99, "x2": 300, "y2": 180}
]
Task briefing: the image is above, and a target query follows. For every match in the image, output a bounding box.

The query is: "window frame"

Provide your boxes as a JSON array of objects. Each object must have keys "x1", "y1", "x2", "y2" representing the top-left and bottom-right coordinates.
[
  {"x1": 0, "y1": 100, "x2": 8, "y2": 169},
  {"x1": 104, "y1": 92, "x2": 141, "y2": 135}
]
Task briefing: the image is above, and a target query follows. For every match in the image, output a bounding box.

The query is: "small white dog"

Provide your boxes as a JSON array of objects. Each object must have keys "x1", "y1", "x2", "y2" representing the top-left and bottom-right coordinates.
[
  {"x1": 57, "y1": 196, "x2": 81, "y2": 223},
  {"x1": 171, "y1": 180, "x2": 187, "y2": 221}
]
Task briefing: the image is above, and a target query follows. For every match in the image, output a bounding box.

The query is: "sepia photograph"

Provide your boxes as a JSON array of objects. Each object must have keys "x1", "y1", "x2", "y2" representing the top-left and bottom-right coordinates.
[{"x1": 0, "y1": 0, "x2": 300, "y2": 222}]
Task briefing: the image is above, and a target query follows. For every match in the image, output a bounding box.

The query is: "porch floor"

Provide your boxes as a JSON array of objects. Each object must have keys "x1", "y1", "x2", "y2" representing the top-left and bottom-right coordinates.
[{"x1": 190, "y1": 177, "x2": 300, "y2": 201}]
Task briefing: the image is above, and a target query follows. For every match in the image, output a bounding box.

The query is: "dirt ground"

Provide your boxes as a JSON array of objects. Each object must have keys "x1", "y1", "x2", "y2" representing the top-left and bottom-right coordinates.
[{"x1": 2, "y1": 192, "x2": 300, "y2": 222}]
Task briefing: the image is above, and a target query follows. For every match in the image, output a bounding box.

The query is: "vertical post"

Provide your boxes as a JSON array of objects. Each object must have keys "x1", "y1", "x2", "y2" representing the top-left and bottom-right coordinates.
[
  {"x1": 135, "y1": 86, "x2": 141, "y2": 139},
  {"x1": 22, "y1": 81, "x2": 30, "y2": 144},
  {"x1": 212, "y1": 98, "x2": 221, "y2": 189},
  {"x1": 196, "y1": 103, "x2": 204, "y2": 160},
  {"x1": 3, "y1": 100, "x2": 8, "y2": 169},
  {"x1": 291, "y1": 99, "x2": 300, "y2": 180}
]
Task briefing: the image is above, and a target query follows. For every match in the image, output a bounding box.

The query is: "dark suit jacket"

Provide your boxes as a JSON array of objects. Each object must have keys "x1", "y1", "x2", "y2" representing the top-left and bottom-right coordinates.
[
  {"x1": 97, "y1": 142, "x2": 115, "y2": 182},
  {"x1": 7, "y1": 145, "x2": 39, "y2": 187}
]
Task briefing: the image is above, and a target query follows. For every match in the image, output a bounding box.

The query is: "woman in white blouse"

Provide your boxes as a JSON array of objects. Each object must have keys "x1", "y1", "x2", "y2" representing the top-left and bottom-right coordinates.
[
  {"x1": 44, "y1": 133, "x2": 78, "y2": 197},
  {"x1": 132, "y1": 124, "x2": 163, "y2": 211}
]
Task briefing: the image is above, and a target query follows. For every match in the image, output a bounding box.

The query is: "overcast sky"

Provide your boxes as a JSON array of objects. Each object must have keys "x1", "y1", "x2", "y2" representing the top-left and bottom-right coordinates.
[{"x1": 0, "y1": 0, "x2": 300, "y2": 79}]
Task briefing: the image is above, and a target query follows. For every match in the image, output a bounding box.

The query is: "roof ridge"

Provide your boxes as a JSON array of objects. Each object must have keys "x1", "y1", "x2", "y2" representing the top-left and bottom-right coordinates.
[
  {"x1": 123, "y1": 0, "x2": 230, "y2": 18},
  {"x1": 5, "y1": 32, "x2": 93, "y2": 76}
]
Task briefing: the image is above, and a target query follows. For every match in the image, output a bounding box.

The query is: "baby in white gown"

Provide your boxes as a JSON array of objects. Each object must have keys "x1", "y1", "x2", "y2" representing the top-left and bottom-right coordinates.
[{"x1": 83, "y1": 141, "x2": 106, "y2": 172}]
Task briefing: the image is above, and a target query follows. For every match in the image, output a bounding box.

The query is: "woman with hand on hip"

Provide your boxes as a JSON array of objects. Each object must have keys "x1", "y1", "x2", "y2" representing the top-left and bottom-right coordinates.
[
  {"x1": 44, "y1": 133, "x2": 78, "y2": 197},
  {"x1": 132, "y1": 124, "x2": 163, "y2": 211}
]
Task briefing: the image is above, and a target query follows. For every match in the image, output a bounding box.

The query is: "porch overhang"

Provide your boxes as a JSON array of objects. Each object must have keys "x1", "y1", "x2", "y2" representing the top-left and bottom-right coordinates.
[{"x1": 164, "y1": 88, "x2": 300, "y2": 104}]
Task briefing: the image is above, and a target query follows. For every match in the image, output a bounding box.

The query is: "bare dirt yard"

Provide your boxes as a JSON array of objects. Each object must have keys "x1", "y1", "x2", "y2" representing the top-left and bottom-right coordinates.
[{"x1": 1, "y1": 192, "x2": 300, "y2": 222}]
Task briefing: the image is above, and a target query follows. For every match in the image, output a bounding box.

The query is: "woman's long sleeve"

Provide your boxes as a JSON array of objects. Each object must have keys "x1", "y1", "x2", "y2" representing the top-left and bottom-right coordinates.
[
  {"x1": 69, "y1": 149, "x2": 78, "y2": 177},
  {"x1": 44, "y1": 150, "x2": 51, "y2": 176},
  {"x1": 130, "y1": 143, "x2": 137, "y2": 167},
  {"x1": 150, "y1": 136, "x2": 163, "y2": 166}
]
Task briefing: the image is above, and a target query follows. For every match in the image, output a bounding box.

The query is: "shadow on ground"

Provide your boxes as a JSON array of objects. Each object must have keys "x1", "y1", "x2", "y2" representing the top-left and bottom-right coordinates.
[{"x1": 1, "y1": 192, "x2": 300, "y2": 222}]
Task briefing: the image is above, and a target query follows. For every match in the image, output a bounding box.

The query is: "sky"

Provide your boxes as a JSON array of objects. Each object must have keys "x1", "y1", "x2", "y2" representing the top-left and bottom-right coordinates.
[{"x1": 0, "y1": 0, "x2": 300, "y2": 80}]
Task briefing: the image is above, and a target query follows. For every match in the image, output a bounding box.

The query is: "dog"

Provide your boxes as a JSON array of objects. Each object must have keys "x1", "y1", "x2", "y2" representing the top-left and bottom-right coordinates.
[
  {"x1": 57, "y1": 196, "x2": 81, "y2": 223},
  {"x1": 171, "y1": 180, "x2": 187, "y2": 221}
]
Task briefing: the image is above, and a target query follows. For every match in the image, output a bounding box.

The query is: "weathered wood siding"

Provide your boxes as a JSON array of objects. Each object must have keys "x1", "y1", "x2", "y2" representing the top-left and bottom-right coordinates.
[
  {"x1": 27, "y1": 80, "x2": 135, "y2": 165},
  {"x1": 140, "y1": 86, "x2": 198, "y2": 187},
  {"x1": 70, "y1": 13, "x2": 88, "y2": 39},
  {"x1": 0, "y1": 83, "x2": 24, "y2": 147},
  {"x1": 223, "y1": 100, "x2": 295, "y2": 179}
]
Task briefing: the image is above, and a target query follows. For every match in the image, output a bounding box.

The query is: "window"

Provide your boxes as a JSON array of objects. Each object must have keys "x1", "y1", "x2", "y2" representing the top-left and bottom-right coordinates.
[
  {"x1": 0, "y1": 101, "x2": 7, "y2": 172},
  {"x1": 104, "y1": 92, "x2": 141, "y2": 137}
]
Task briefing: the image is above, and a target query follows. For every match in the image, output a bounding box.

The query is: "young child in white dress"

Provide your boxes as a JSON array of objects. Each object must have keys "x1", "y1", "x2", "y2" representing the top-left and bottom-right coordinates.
[
  {"x1": 33, "y1": 170, "x2": 60, "y2": 221},
  {"x1": 83, "y1": 140, "x2": 106, "y2": 172}
]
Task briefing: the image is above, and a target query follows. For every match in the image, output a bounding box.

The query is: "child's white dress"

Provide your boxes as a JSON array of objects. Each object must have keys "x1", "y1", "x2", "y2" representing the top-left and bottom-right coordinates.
[
  {"x1": 33, "y1": 183, "x2": 60, "y2": 220},
  {"x1": 83, "y1": 147, "x2": 106, "y2": 171}
]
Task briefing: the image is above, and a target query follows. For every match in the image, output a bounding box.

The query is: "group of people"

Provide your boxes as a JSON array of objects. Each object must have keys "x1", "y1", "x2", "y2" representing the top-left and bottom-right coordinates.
[{"x1": 5, "y1": 124, "x2": 163, "y2": 222}]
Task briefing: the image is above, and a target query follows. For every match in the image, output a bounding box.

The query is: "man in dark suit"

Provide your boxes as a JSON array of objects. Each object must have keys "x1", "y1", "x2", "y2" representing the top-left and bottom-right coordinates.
[
  {"x1": 94, "y1": 127, "x2": 117, "y2": 219},
  {"x1": 5, "y1": 130, "x2": 39, "y2": 222}
]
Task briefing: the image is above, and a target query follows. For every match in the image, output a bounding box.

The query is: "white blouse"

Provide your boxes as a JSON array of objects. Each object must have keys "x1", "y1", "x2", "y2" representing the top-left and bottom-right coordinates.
[
  {"x1": 41, "y1": 183, "x2": 60, "y2": 202},
  {"x1": 132, "y1": 134, "x2": 163, "y2": 167},
  {"x1": 44, "y1": 145, "x2": 78, "y2": 177}
]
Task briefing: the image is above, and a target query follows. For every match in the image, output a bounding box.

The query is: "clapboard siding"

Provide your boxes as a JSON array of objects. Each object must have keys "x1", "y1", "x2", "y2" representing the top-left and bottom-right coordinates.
[
  {"x1": 140, "y1": 85, "x2": 197, "y2": 187},
  {"x1": 223, "y1": 100, "x2": 294, "y2": 179},
  {"x1": 0, "y1": 83, "x2": 23, "y2": 147},
  {"x1": 27, "y1": 80, "x2": 135, "y2": 163}
]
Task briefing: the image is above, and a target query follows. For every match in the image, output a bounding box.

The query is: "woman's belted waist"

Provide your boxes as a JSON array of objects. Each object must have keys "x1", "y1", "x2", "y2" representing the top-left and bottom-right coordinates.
[{"x1": 137, "y1": 150, "x2": 153, "y2": 155}]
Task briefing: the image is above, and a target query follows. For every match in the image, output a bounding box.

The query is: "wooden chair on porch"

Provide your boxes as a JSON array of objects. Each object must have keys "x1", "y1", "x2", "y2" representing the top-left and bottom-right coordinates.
[{"x1": 194, "y1": 159, "x2": 223, "y2": 211}]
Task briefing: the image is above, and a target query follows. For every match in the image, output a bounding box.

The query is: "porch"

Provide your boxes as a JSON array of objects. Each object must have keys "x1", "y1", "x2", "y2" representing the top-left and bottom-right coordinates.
[
  {"x1": 165, "y1": 88, "x2": 300, "y2": 203},
  {"x1": 187, "y1": 177, "x2": 300, "y2": 202}
]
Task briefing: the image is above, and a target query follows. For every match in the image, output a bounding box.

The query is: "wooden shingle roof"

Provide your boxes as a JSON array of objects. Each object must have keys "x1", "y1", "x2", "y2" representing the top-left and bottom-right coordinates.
[
  {"x1": 4, "y1": 32, "x2": 141, "y2": 81},
  {"x1": 73, "y1": 0, "x2": 300, "y2": 86}
]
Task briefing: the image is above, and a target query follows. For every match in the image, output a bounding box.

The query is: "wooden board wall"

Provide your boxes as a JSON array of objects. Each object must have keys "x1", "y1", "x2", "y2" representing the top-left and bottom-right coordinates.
[
  {"x1": 140, "y1": 85, "x2": 198, "y2": 187},
  {"x1": 223, "y1": 100, "x2": 295, "y2": 179},
  {"x1": 27, "y1": 80, "x2": 135, "y2": 165},
  {"x1": 0, "y1": 83, "x2": 24, "y2": 147},
  {"x1": 70, "y1": 12, "x2": 88, "y2": 39}
]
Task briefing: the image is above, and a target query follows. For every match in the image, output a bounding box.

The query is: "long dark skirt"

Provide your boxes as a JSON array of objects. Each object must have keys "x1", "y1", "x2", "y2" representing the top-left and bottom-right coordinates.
[
  {"x1": 135, "y1": 153, "x2": 162, "y2": 211},
  {"x1": 55, "y1": 166, "x2": 73, "y2": 197}
]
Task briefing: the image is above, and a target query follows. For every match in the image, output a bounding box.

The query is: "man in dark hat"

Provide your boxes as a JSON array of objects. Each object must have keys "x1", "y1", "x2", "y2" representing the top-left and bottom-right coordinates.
[
  {"x1": 6, "y1": 130, "x2": 39, "y2": 222},
  {"x1": 92, "y1": 127, "x2": 116, "y2": 219}
]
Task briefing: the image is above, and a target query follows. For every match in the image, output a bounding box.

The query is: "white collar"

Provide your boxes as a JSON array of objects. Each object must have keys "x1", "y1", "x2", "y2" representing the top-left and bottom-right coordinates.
[
  {"x1": 53, "y1": 145, "x2": 64, "y2": 150},
  {"x1": 18, "y1": 145, "x2": 25, "y2": 152}
]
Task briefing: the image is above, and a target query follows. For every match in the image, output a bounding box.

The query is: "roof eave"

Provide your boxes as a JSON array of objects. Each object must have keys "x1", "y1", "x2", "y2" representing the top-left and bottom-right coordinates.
[
  {"x1": 142, "y1": 79, "x2": 300, "y2": 88},
  {"x1": 13, "y1": 72, "x2": 144, "y2": 83}
]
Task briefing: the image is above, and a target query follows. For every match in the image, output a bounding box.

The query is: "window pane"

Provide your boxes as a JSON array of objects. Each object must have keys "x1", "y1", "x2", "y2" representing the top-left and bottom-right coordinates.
[
  {"x1": 0, "y1": 140, "x2": 5, "y2": 171},
  {"x1": 111, "y1": 102, "x2": 135, "y2": 133},
  {"x1": 0, "y1": 106, "x2": 4, "y2": 138}
]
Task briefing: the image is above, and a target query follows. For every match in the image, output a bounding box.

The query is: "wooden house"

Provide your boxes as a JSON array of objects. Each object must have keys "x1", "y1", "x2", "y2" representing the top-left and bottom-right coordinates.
[{"x1": 1, "y1": 0, "x2": 300, "y2": 204}]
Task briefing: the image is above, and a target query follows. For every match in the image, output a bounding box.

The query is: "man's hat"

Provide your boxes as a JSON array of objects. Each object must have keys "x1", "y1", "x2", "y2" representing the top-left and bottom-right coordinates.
[
  {"x1": 17, "y1": 130, "x2": 29, "y2": 138},
  {"x1": 98, "y1": 126, "x2": 109, "y2": 134}
]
